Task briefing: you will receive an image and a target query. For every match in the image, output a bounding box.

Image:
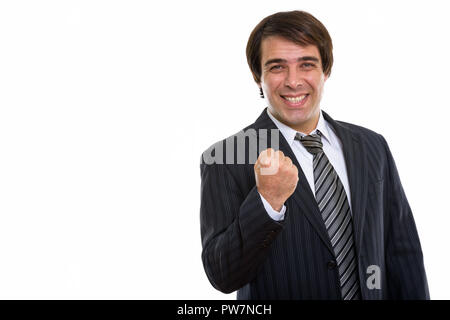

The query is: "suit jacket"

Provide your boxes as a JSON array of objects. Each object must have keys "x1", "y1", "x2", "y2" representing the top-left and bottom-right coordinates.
[{"x1": 200, "y1": 108, "x2": 429, "y2": 300}]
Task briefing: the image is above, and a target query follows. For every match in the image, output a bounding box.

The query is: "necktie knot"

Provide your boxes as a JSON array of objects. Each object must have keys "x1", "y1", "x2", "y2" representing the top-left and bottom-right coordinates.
[{"x1": 295, "y1": 131, "x2": 323, "y2": 155}]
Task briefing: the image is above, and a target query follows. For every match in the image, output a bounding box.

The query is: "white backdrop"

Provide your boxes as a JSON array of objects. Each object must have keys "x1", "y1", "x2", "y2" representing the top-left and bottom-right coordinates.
[{"x1": 0, "y1": 0, "x2": 449, "y2": 299}]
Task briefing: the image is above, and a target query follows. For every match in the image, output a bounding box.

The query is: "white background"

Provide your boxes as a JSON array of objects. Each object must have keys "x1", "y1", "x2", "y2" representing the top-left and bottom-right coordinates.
[{"x1": 0, "y1": 0, "x2": 449, "y2": 299}]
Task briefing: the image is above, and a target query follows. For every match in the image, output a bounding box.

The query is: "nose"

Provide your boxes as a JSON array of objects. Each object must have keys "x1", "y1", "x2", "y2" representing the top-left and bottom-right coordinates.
[{"x1": 284, "y1": 67, "x2": 304, "y2": 89}]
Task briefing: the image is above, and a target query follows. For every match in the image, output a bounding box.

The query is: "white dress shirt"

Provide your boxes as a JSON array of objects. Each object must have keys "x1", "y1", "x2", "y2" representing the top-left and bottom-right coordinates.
[{"x1": 259, "y1": 108, "x2": 353, "y2": 221}]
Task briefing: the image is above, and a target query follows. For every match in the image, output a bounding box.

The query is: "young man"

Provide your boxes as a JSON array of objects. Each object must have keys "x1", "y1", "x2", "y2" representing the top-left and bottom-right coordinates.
[{"x1": 200, "y1": 10, "x2": 429, "y2": 300}]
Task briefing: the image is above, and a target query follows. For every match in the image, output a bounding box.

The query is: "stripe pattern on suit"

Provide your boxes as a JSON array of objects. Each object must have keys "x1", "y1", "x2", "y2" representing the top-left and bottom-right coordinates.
[{"x1": 200, "y1": 108, "x2": 429, "y2": 300}]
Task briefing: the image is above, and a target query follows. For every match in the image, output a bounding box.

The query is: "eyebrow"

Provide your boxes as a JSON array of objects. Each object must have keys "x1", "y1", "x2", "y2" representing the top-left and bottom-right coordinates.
[{"x1": 264, "y1": 56, "x2": 320, "y2": 67}]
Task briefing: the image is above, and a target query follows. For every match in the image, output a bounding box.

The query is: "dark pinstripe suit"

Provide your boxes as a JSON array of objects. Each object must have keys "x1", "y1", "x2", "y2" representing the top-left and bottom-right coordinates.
[{"x1": 200, "y1": 108, "x2": 429, "y2": 300}]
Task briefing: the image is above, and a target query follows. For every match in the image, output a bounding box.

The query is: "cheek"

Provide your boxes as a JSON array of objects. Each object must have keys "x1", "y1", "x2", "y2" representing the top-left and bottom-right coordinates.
[
  {"x1": 263, "y1": 77, "x2": 283, "y2": 94},
  {"x1": 262, "y1": 74, "x2": 283, "y2": 91},
  {"x1": 306, "y1": 75, "x2": 324, "y2": 93}
]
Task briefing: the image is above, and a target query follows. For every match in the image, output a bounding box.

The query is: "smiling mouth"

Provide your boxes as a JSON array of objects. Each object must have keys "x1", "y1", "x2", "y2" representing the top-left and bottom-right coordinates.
[{"x1": 281, "y1": 94, "x2": 309, "y2": 104}]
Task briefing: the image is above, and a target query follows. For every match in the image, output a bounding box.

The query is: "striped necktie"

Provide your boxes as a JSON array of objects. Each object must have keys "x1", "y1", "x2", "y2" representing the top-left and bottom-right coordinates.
[{"x1": 296, "y1": 130, "x2": 361, "y2": 300}]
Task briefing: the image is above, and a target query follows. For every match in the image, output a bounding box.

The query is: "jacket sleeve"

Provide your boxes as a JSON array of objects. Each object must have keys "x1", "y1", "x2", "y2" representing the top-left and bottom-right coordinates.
[
  {"x1": 200, "y1": 161, "x2": 285, "y2": 294},
  {"x1": 381, "y1": 136, "x2": 430, "y2": 299}
]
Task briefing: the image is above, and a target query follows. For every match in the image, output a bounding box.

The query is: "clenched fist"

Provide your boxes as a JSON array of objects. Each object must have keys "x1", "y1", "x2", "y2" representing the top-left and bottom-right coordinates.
[{"x1": 254, "y1": 148, "x2": 299, "y2": 211}]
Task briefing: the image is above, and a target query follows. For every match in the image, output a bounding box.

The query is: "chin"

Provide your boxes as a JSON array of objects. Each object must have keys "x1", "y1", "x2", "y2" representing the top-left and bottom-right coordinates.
[{"x1": 270, "y1": 104, "x2": 315, "y2": 124}]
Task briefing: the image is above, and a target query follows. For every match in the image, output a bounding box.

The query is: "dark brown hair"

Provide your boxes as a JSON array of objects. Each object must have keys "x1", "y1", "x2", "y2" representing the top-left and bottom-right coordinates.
[{"x1": 246, "y1": 10, "x2": 333, "y2": 83}]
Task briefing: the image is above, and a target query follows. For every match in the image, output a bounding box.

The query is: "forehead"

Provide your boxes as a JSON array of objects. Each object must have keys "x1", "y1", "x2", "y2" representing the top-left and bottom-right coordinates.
[{"x1": 260, "y1": 36, "x2": 321, "y2": 63}]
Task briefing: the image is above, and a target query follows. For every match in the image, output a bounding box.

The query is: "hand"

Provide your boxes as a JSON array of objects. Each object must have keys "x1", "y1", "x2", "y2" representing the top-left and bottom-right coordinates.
[{"x1": 254, "y1": 148, "x2": 299, "y2": 211}]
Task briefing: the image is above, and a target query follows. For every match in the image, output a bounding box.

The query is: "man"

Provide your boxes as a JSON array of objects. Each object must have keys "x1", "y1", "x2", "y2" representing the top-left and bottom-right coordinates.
[{"x1": 199, "y1": 10, "x2": 429, "y2": 300}]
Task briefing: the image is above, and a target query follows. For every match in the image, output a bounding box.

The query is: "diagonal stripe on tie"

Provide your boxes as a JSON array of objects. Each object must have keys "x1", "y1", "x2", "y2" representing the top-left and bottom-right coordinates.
[
  {"x1": 296, "y1": 131, "x2": 361, "y2": 300},
  {"x1": 317, "y1": 177, "x2": 339, "y2": 212},
  {"x1": 323, "y1": 189, "x2": 347, "y2": 228}
]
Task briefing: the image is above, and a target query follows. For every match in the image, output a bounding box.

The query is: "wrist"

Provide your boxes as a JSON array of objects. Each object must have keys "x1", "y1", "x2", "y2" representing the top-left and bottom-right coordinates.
[{"x1": 258, "y1": 190, "x2": 284, "y2": 212}]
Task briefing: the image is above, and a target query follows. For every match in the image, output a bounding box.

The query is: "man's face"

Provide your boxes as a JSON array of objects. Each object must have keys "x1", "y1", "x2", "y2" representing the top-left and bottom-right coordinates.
[{"x1": 259, "y1": 36, "x2": 328, "y2": 134}]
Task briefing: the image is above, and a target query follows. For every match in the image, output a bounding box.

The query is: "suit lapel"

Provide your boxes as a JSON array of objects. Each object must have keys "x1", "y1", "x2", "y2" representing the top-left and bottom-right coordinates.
[{"x1": 253, "y1": 108, "x2": 369, "y2": 258}]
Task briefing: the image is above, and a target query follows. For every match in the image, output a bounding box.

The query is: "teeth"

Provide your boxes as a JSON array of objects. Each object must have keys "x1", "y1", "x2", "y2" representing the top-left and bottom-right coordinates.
[{"x1": 284, "y1": 95, "x2": 307, "y2": 103}]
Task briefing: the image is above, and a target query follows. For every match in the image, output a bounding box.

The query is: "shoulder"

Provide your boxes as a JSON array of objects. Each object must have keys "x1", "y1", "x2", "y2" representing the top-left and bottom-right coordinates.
[
  {"x1": 199, "y1": 123, "x2": 259, "y2": 196},
  {"x1": 334, "y1": 119, "x2": 387, "y2": 147},
  {"x1": 200, "y1": 108, "x2": 276, "y2": 163},
  {"x1": 200, "y1": 118, "x2": 268, "y2": 166}
]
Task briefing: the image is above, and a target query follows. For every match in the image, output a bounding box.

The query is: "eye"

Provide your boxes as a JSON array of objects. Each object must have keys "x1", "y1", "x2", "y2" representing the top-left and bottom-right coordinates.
[
  {"x1": 301, "y1": 63, "x2": 316, "y2": 69},
  {"x1": 270, "y1": 65, "x2": 284, "y2": 71}
]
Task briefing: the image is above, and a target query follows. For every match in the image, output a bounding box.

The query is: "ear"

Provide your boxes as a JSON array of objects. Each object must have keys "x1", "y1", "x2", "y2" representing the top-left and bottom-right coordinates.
[
  {"x1": 324, "y1": 74, "x2": 329, "y2": 82},
  {"x1": 258, "y1": 85, "x2": 264, "y2": 99}
]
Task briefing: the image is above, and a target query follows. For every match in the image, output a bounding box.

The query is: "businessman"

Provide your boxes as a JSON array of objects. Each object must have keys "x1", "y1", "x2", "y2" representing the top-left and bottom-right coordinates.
[{"x1": 199, "y1": 10, "x2": 429, "y2": 300}]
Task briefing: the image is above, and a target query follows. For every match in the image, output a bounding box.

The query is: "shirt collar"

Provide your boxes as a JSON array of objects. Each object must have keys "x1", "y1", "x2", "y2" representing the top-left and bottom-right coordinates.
[{"x1": 266, "y1": 108, "x2": 332, "y2": 147}]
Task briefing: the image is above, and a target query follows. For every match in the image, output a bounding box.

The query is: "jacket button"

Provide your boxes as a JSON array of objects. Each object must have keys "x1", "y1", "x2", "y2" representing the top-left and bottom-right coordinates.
[{"x1": 327, "y1": 260, "x2": 337, "y2": 270}]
